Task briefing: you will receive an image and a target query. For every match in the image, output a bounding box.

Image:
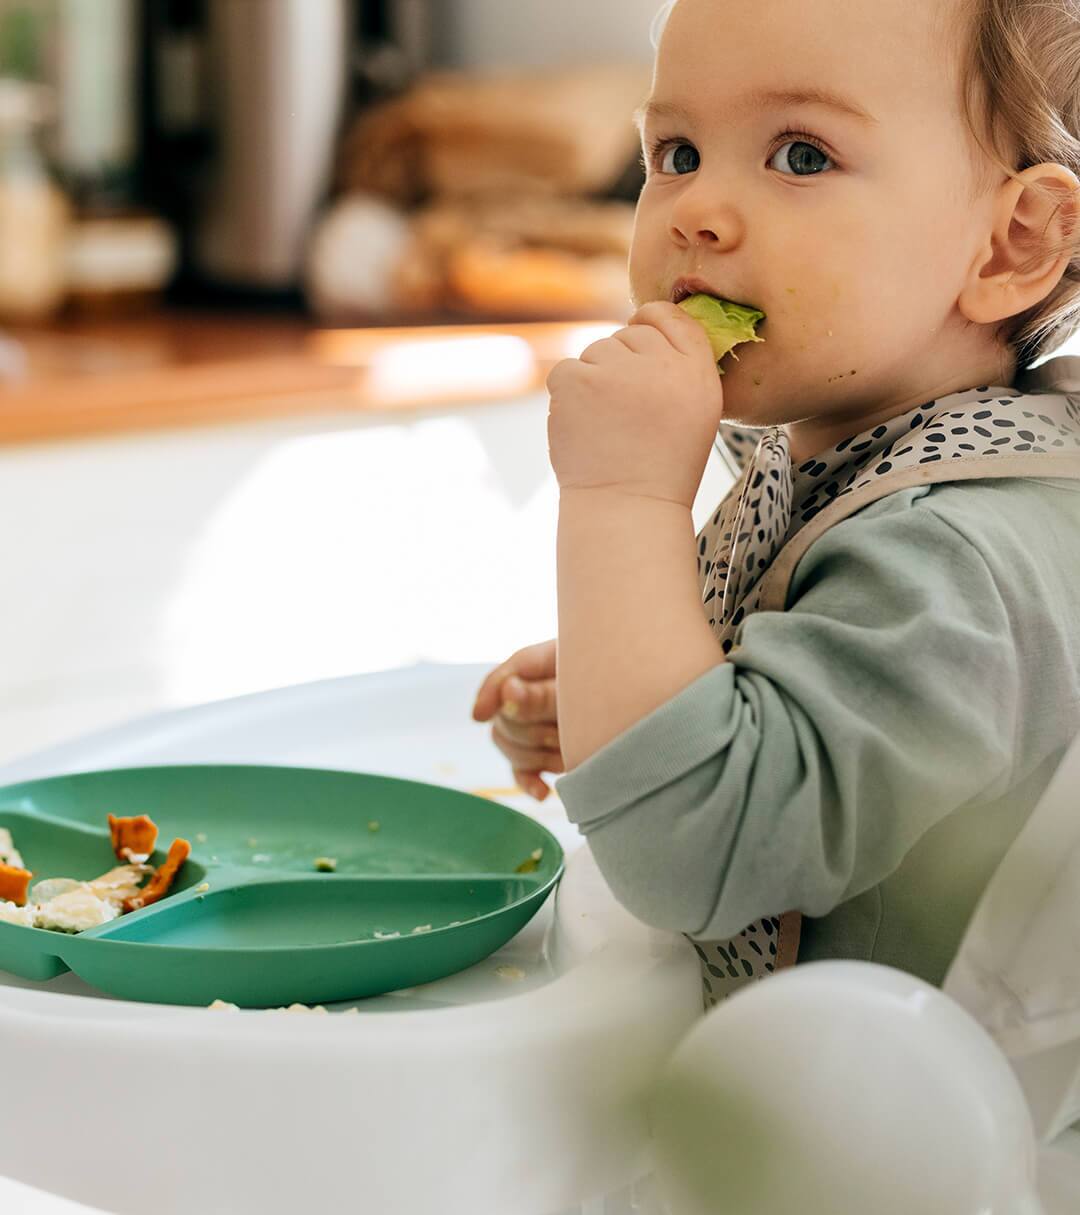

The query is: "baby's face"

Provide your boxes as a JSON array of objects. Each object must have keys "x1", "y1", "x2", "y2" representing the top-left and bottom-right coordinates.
[{"x1": 630, "y1": 0, "x2": 1008, "y2": 434}]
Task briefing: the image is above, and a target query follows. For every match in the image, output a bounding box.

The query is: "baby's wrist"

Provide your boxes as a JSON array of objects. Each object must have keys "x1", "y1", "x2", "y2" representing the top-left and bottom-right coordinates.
[{"x1": 558, "y1": 484, "x2": 695, "y2": 513}]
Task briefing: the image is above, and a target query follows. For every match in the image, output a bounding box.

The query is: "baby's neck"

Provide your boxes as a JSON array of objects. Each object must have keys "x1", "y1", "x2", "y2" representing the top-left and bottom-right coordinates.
[{"x1": 784, "y1": 363, "x2": 1017, "y2": 465}]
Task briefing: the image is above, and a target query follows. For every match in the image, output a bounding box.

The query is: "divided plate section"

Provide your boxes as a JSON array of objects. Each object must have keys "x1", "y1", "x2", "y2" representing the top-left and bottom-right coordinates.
[
  {"x1": 0, "y1": 765, "x2": 565, "y2": 1005},
  {"x1": 0, "y1": 806, "x2": 207, "y2": 981},
  {"x1": 60, "y1": 872, "x2": 552, "y2": 1006}
]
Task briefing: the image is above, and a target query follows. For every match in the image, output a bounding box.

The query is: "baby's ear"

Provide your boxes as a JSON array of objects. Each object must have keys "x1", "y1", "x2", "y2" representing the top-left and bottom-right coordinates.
[{"x1": 958, "y1": 162, "x2": 1080, "y2": 326}]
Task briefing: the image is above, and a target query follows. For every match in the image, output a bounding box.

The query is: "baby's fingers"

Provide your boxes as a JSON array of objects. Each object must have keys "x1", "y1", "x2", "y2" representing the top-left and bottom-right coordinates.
[
  {"x1": 472, "y1": 641, "x2": 557, "y2": 722},
  {"x1": 498, "y1": 740, "x2": 566, "y2": 775},
  {"x1": 500, "y1": 676, "x2": 557, "y2": 725},
  {"x1": 514, "y1": 770, "x2": 552, "y2": 802},
  {"x1": 493, "y1": 715, "x2": 561, "y2": 752},
  {"x1": 493, "y1": 714, "x2": 561, "y2": 772}
]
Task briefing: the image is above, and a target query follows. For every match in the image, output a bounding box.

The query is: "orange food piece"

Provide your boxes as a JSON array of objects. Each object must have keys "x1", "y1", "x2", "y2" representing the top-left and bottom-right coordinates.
[
  {"x1": 0, "y1": 863, "x2": 32, "y2": 906},
  {"x1": 108, "y1": 813, "x2": 159, "y2": 861},
  {"x1": 123, "y1": 838, "x2": 191, "y2": 912}
]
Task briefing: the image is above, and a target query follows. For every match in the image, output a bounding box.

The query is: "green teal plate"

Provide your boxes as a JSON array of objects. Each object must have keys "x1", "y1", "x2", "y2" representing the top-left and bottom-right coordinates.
[{"x1": 0, "y1": 765, "x2": 564, "y2": 1007}]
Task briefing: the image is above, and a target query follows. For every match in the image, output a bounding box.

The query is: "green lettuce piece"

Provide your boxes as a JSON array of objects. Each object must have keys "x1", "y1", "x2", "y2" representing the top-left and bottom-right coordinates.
[{"x1": 678, "y1": 294, "x2": 765, "y2": 375}]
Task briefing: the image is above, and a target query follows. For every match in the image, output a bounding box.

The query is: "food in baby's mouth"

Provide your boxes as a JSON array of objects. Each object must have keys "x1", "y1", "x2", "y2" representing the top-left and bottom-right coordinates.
[
  {"x1": 678, "y1": 294, "x2": 766, "y2": 375},
  {"x1": 0, "y1": 815, "x2": 190, "y2": 932}
]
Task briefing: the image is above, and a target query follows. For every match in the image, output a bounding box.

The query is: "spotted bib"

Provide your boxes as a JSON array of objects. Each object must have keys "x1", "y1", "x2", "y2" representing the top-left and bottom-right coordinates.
[{"x1": 692, "y1": 361, "x2": 1080, "y2": 1007}]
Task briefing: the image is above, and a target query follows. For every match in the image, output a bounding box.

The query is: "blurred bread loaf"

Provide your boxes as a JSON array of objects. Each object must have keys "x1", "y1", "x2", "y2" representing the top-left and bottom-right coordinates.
[
  {"x1": 308, "y1": 65, "x2": 646, "y2": 321},
  {"x1": 339, "y1": 65, "x2": 650, "y2": 205},
  {"x1": 307, "y1": 193, "x2": 635, "y2": 321}
]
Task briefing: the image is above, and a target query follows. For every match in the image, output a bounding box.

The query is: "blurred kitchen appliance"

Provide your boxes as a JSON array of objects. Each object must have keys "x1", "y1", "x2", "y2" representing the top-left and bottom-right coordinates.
[
  {"x1": 141, "y1": 0, "x2": 433, "y2": 295},
  {"x1": 195, "y1": 0, "x2": 347, "y2": 289}
]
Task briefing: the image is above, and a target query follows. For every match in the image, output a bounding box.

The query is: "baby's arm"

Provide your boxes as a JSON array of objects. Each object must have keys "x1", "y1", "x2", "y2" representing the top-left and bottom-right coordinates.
[
  {"x1": 545, "y1": 301, "x2": 730, "y2": 771},
  {"x1": 557, "y1": 487, "x2": 726, "y2": 770},
  {"x1": 555, "y1": 486, "x2": 1069, "y2": 944}
]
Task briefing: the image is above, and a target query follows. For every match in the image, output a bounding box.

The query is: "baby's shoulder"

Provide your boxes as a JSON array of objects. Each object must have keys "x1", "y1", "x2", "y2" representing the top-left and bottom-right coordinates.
[{"x1": 829, "y1": 474, "x2": 1080, "y2": 588}]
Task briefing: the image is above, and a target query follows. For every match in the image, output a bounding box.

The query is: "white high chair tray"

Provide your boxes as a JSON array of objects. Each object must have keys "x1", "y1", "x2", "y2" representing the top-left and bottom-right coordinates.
[{"x1": 0, "y1": 664, "x2": 700, "y2": 1215}]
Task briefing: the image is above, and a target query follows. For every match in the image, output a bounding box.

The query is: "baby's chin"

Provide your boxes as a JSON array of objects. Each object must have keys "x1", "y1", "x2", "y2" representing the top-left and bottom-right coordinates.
[{"x1": 717, "y1": 357, "x2": 820, "y2": 431}]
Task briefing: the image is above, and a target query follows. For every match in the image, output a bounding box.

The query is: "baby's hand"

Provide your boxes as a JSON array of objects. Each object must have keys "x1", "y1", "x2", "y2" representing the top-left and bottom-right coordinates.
[
  {"x1": 472, "y1": 640, "x2": 562, "y2": 801},
  {"x1": 546, "y1": 301, "x2": 724, "y2": 509}
]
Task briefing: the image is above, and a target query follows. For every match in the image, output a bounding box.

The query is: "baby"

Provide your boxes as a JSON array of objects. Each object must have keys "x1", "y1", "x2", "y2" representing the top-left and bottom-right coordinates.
[{"x1": 474, "y1": 0, "x2": 1080, "y2": 1003}]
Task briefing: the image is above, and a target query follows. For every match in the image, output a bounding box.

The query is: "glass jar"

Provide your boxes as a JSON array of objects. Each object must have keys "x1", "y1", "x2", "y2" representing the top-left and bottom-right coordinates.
[{"x1": 0, "y1": 78, "x2": 70, "y2": 321}]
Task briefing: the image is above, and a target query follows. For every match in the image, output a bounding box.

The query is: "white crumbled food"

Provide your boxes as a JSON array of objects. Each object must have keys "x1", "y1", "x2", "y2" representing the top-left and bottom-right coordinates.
[
  {"x1": 34, "y1": 887, "x2": 120, "y2": 933},
  {"x1": 251, "y1": 853, "x2": 272, "y2": 864},
  {"x1": 313, "y1": 857, "x2": 337, "y2": 872},
  {"x1": 87, "y1": 864, "x2": 152, "y2": 903},
  {"x1": 195, "y1": 832, "x2": 208, "y2": 844},
  {"x1": 14, "y1": 862, "x2": 153, "y2": 934},
  {"x1": 30, "y1": 878, "x2": 82, "y2": 903},
  {"x1": 411, "y1": 924, "x2": 433, "y2": 935},
  {"x1": 0, "y1": 900, "x2": 34, "y2": 927},
  {"x1": 494, "y1": 965, "x2": 526, "y2": 982},
  {"x1": 373, "y1": 929, "x2": 401, "y2": 940},
  {"x1": 195, "y1": 882, "x2": 210, "y2": 894},
  {"x1": 265, "y1": 1003, "x2": 353, "y2": 1016},
  {"x1": 208, "y1": 999, "x2": 239, "y2": 1012},
  {"x1": 0, "y1": 827, "x2": 24, "y2": 870}
]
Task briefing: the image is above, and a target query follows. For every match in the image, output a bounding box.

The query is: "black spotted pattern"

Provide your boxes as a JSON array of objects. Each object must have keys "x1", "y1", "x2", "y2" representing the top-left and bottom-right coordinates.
[{"x1": 693, "y1": 380, "x2": 1080, "y2": 1007}]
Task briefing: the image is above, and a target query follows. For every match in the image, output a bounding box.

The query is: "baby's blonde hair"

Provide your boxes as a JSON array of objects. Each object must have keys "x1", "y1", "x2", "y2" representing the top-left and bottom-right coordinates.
[{"x1": 650, "y1": 0, "x2": 1080, "y2": 371}]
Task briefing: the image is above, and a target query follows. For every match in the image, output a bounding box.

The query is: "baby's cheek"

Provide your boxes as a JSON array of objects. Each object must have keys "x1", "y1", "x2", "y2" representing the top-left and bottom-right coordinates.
[{"x1": 774, "y1": 282, "x2": 846, "y2": 351}]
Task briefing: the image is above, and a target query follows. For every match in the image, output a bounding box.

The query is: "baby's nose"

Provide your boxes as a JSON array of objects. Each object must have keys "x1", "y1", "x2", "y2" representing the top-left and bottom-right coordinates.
[{"x1": 669, "y1": 196, "x2": 743, "y2": 250}]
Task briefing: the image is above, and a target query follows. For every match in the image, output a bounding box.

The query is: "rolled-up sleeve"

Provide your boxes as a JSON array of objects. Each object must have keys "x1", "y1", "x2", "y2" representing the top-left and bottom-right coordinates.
[{"x1": 554, "y1": 495, "x2": 1022, "y2": 940}]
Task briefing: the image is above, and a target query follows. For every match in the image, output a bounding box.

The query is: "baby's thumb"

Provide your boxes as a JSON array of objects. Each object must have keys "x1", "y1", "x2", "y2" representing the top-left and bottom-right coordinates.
[
  {"x1": 501, "y1": 675, "x2": 558, "y2": 724},
  {"x1": 472, "y1": 640, "x2": 556, "y2": 722}
]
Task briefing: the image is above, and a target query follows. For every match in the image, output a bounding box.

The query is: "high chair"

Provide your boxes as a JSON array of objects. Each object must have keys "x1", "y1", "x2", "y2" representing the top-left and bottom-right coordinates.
[
  {"x1": 0, "y1": 665, "x2": 1077, "y2": 1215},
  {"x1": 649, "y1": 727, "x2": 1080, "y2": 1215}
]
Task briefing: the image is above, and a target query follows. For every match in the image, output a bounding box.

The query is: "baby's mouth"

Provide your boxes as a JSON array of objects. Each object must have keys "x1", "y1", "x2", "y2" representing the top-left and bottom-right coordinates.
[
  {"x1": 669, "y1": 279, "x2": 724, "y2": 305},
  {"x1": 669, "y1": 281, "x2": 762, "y2": 317}
]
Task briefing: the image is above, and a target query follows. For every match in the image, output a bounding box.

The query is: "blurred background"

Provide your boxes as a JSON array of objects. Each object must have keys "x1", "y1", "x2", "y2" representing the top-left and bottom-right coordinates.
[{"x1": 0, "y1": 0, "x2": 744, "y2": 768}]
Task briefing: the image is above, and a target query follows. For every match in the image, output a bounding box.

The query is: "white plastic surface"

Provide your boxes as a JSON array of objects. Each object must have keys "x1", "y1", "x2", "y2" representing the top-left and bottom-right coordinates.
[
  {"x1": 0, "y1": 663, "x2": 701, "y2": 1215},
  {"x1": 0, "y1": 1176, "x2": 111, "y2": 1215},
  {"x1": 651, "y1": 962, "x2": 1047, "y2": 1215}
]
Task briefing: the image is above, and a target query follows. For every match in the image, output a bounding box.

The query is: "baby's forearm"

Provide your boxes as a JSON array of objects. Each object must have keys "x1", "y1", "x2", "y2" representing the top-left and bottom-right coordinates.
[{"x1": 556, "y1": 488, "x2": 726, "y2": 770}]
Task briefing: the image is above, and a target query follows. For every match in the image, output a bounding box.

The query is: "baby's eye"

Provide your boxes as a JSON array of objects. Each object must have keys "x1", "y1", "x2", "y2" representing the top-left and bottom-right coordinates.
[
  {"x1": 656, "y1": 141, "x2": 701, "y2": 175},
  {"x1": 768, "y1": 137, "x2": 834, "y2": 177}
]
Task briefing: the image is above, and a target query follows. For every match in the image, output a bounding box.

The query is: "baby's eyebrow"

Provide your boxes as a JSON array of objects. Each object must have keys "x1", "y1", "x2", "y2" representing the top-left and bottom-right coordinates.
[{"x1": 633, "y1": 87, "x2": 879, "y2": 133}]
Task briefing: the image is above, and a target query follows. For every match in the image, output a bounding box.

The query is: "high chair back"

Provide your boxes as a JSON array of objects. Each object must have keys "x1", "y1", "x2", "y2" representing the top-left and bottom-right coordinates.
[{"x1": 945, "y1": 729, "x2": 1080, "y2": 1141}]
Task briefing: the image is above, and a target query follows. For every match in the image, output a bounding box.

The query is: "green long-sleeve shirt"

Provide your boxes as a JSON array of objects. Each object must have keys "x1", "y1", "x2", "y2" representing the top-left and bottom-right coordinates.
[{"x1": 555, "y1": 476, "x2": 1080, "y2": 987}]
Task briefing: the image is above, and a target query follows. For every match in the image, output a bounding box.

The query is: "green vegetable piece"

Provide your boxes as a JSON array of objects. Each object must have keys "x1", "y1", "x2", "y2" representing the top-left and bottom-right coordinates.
[
  {"x1": 678, "y1": 294, "x2": 766, "y2": 376},
  {"x1": 515, "y1": 847, "x2": 544, "y2": 875}
]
